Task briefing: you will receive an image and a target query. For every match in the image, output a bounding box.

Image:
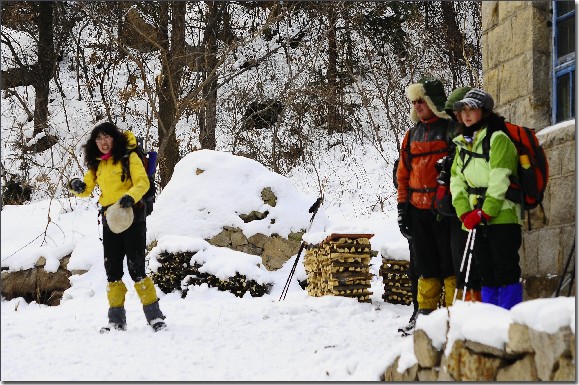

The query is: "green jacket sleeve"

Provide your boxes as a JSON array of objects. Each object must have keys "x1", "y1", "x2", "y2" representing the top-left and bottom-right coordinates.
[
  {"x1": 481, "y1": 132, "x2": 518, "y2": 217},
  {"x1": 450, "y1": 145, "x2": 471, "y2": 218}
]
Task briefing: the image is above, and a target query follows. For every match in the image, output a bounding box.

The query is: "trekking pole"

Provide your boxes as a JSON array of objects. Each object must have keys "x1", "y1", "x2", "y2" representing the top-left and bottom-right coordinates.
[
  {"x1": 279, "y1": 196, "x2": 324, "y2": 301},
  {"x1": 452, "y1": 228, "x2": 474, "y2": 304},
  {"x1": 461, "y1": 229, "x2": 477, "y2": 301}
]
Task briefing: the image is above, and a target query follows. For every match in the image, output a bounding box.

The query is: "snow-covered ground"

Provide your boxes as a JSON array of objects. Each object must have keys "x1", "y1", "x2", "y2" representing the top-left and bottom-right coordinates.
[{"x1": 1, "y1": 149, "x2": 575, "y2": 382}]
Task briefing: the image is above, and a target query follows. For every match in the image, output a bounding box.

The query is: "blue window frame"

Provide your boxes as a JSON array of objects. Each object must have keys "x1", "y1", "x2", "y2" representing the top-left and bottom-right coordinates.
[{"x1": 552, "y1": 1, "x2": 575, "y2": 123}]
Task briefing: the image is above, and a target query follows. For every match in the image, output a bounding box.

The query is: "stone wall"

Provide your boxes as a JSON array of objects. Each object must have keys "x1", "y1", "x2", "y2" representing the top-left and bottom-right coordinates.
[
  {"x1": 482, "y1": 1, "x2": 551, "y2": 129},
  {"x1": 482, "y1": 1, "x2": 575, "y2": 299},
  {"x1": 522, "y1": 121, "x2": 576, "y2": 299},
  {"x1": 383, "y1": 321, "x2": 575, "y2": 381}
]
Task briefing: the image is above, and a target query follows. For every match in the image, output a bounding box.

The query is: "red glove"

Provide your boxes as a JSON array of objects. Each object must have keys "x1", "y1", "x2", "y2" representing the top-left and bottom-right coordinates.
[
  {"x1": 435, "y1": 185, "x2": 447, "y2": 201},
  {"x1": 460, "y1": 209, "x2": 491, "y2": 230}
]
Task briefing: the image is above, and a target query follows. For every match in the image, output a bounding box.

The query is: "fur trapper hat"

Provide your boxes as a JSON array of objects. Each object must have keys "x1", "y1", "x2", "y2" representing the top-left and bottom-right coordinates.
[
  {"x1": 106, "y1": 201, "x2": 134, "y2": 234},
  {"x1": 405, "y1": 77, "x2": 450, "y2": 123},
  {"x1": 453, "y1": 88, "x2": 494, "y2": 112}
]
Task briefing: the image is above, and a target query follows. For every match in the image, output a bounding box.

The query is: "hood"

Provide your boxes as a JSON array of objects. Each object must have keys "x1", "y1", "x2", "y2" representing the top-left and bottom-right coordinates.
[
  {"x1": 124, "y1": 130, "x2": 138, "y2": 151},
  {"x1": 444, "y1": 87, "x2": 473, "y2": 119}
]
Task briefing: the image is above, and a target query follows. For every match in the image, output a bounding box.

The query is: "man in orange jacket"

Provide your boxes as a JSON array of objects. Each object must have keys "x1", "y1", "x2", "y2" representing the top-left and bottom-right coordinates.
[{"x1": 396, "y1": 77, "x2": 456, "y2": 331}]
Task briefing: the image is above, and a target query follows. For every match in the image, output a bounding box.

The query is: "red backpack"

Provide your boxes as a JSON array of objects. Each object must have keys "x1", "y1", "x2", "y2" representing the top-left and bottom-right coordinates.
[
  {"x1": 500, "y1": 122, "x2": 549, "y2": 211},
  {"x1": 459, "y1": 117, "x2": 549, "y2": 227}
]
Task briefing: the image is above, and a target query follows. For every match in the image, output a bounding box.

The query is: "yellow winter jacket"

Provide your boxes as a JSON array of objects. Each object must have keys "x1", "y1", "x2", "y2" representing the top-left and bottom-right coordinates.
[{"x1": 74, "y1": 131, "x2": 149, "y2": 207}]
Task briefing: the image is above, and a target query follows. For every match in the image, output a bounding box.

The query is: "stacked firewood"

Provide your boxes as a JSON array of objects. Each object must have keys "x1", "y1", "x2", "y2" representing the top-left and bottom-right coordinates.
[
  {"x1": 151, "y1": 251, "x2": 272, "y2": 298},
  {"x1": 303, "y1": 234, "x2": 374, "y2": 303},
  {"x1": 379, "y1": 258, "x2": 412, "y2": 305}
]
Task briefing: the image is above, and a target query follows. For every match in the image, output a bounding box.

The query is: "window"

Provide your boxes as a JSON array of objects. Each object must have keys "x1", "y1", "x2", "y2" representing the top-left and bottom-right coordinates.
[{"x1": 553, "y1": 1, "x2": 575, "y2": 123}]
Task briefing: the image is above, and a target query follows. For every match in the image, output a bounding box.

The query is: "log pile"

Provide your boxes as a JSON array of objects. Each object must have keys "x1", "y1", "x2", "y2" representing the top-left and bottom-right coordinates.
[
  {"x1": 151, "y1": 251, "x2": 272, "y2": 298},
  {"x1": 303, "y1": 233, "x2": 374, "y2": 303},
  {"x1": 379, "y1": 258, "x2": 412, "y2": 306}
]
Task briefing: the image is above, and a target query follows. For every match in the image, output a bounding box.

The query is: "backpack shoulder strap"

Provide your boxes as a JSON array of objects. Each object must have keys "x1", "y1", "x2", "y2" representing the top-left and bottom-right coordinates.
[
  {"x1": 402, "y1": 124, "x2": 416, "y2": 171},
  {"x1": 121, "y1": 149, "x2": 135, "y2": 182},
  {"x1": 482, "y1": 114, "x2": 508, "y2": 157}
]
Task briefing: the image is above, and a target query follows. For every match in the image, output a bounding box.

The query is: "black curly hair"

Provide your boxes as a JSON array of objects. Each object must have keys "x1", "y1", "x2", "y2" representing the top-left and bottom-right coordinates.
[{"x1": 83, "y1": 122, "x2": 128, "y2": 172}]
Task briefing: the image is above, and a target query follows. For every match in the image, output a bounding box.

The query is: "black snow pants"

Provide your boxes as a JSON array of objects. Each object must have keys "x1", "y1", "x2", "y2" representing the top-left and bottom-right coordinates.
[{"x1": 101, "y1": 204, "x2": 147, "y2": 282}]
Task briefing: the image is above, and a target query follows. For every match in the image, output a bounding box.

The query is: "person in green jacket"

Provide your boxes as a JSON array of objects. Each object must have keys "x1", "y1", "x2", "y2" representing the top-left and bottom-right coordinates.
[
  {"x1": 68, "y1": 122, "x2": 167, "y2": 332},
  {"x1": 450, "y1": 89, "x2": 523, "y2": 310},
  {"x1": 442, "y1": 86, "x2": 482, "y2": 302}
]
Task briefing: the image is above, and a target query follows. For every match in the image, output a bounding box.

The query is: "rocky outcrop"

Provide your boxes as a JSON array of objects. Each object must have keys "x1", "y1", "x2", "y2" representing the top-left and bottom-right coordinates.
[
  {"x1": 207, "y1": 226, "x2": 302, "y2": 271},
  {"x1": 1, "y1": 256, "x2": 88, "y2": 306},
  {"x1": 206, "y1": 187, "x2": 303, "y2": 271},
  {"x1": 383, "y1": 323, "x2": 575, "y2": 381}
]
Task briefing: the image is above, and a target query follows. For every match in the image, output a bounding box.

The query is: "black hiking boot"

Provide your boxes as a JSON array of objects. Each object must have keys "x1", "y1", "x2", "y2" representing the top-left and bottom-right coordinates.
[
  {"x1": 151, "y1": 320, "x2": 167, "y2": 332},
  {"x1": 398, "y1": 309, "x2": 418, "y2": 337},
  {"x1": 99, "y1": 323, "x2": 127, "y2": 333},
  {"x1": 100, "y1": 307, "x2": 127, "y2": 333},
  {"x1": 143, "y1": 301, "x2": 167, "y2": 332},
  {"x1": 398, "y1": 309, "x2": 435, "y2": 337}
]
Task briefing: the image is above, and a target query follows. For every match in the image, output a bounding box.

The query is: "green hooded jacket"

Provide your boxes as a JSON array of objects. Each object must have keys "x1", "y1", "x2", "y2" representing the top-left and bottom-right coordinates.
[{"x1": 450, "y1": 124, "x2": 521, "y2": 228}]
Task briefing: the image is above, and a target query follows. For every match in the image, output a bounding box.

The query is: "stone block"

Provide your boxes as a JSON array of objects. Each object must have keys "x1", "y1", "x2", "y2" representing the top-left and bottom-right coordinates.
[
  {"x1": 521, "y1": 275, "x2": 560, "y2": 301},
  {"x1": 483, "y1": 68, "x2": 500, "y2": 105},
  {"x1": 536, "y1": 228, "x2": 563, "y2": 275},
  {"x1": 417, "y1": 368, "x2": 438, "y2": 381},
  {"x1": 487, "y1": 23, "x2": 514, "y2": 67},
  {"x1": 510, "y1": 8, "x2": 536, "y2": 57},
  {"x1": 260, "y1": 187, "x2": 277, "y2": 207},
  {"x1": 413, "y1": 329, "x2": 441, "y2": 368},
  {"x1": 231, "y1": 231, "x2": 248, "y2": 249},
  {"x1": 530, "y1": 326, "x2": 574, "y2": 381},
  {"x1": 248, "y1": 233, "x2": 269, "y2": 249},
  {"x1": 382, "y1": 356, "x2": 418, "y2": 381},
  {"x1": 560, "y1": 143, "x2": 576, "y2": 176},
  {"x1": 548, "y1": 175, "x2": 576, "y2": 226},
  {"x1": 481, "y1": 2, "x2": 499, "y2": 32},
  {"x1": 261, "y1": 236, "x2": 300, "y2": 270},
  {"x1": 506, "y1": 322, "x2": 534, "y2": 354},
  {"x1": 552, "y1": 356, "x2": 576, "y2": 381},
  {"x1": 538, "y1": 121, "x2": 575, "y2": 146},
  {"x1": 208, "y1": 229, "x2": 232, "y2": 247},
  {"x1": 498, "y1": 55, "x2": 533, "y2": 105},
  {"x1": 446, "y1": 339, "x2": 504, "y2": 381},
  {"x1": 498, "y1": 1, "x2": 526, "y2": 23},
  {"x1": 520, "y1": 231, "x2": 540, "y2": 276},
  {"x1": 465, "y1": 340, "x2": 517, "y2": 359},
  {"x1": 496, "y1": 354, "x2": 538, "y2": 381}
]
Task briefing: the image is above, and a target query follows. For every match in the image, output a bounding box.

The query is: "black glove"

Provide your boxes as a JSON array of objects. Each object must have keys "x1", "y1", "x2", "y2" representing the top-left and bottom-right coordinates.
[
  {"x1": 397, "y1": 203, "x2": 412, "y2": 240},
  {"x1": 68, "y1": 178, "x2": 86, "y2": 194},
  {"x1": 118, "y1": 195, "x2": 135, "y2": 208}
]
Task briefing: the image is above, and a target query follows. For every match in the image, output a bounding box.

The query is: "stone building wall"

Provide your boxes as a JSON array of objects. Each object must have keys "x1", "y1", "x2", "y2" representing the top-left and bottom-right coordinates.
[
  {"x1": 482, "y1": 1, "x2": 576, "y2": 299},
  {"x1": 482, "y1": 1, "x2": 552, "y2": 128}
]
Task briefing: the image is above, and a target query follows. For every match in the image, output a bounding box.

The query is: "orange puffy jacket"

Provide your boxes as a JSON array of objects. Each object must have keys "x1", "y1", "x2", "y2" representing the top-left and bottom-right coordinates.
[{"x1": 397, "y1": 117, "x2": 451, "y2": 209}]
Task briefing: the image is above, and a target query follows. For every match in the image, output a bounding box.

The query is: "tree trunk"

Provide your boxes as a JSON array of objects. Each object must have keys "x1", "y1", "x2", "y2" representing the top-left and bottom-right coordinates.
[
  {"x1": 440, "y1": 2, "x2": 465, "y2": 88},
  {"x1": 30, "y1": 1, "x2": 57, "y2": 152},
  {"x1": 156, "y1": 2, "x2": 186, "y2": 187},
  {"x1": 326, "y1": 5, "x2": 339, "y2": 135},
  {"x1": 198, "y1": 2, "x2": 221, "y2": 150}
]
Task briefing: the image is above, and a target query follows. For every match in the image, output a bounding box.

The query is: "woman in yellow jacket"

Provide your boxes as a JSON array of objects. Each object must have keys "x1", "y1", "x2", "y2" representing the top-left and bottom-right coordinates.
[{"x1": 69, "y1": 122, "x2": 166, "y2": 332}]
